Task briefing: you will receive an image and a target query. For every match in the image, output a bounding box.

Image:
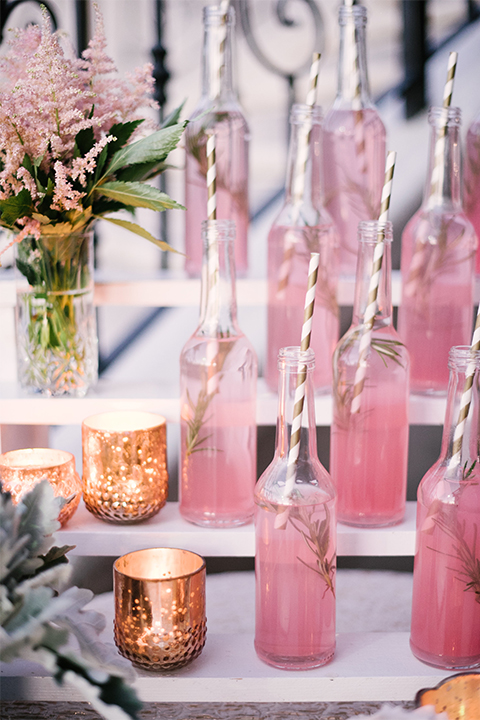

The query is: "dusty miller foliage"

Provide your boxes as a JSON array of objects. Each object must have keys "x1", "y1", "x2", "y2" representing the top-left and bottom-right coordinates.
[{"x1": 0, "y1": 481, "x2": 142, "y2": 719}]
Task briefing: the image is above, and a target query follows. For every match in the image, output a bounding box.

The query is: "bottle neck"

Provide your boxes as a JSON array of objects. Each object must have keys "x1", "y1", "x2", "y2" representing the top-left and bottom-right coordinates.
[
  {"x1": 336, "y1": 6, "x2": 371, "y2": 108},
  {"x1": 423, "y1": 106, "x2": 462, "y2": 210},
  {"x1": 275, "y1": 348, "x2": 317, "y2": 463},
  {"x1": 202, "y1": 7, "x2": 235, "y2": 100},
  {"x1": 352, "y1": 221, "x2": 393, "y2": 326},
  {"x1": 441, "y1": 347, "x2": 480, "y2": 468},
  {"x1": 198, "y1": 220, "x2": 238, "y2": 336},
  {"x1": 285, "y1": 104, "x2": 324, "y2": 211}
]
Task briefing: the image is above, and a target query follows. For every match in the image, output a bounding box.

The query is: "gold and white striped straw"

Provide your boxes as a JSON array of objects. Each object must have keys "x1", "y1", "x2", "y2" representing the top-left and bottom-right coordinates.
[
  {"x1": 449, "y1": 307, "x2": 480, "y2": 469},
  {"x1": 351, "y1": 150, "x2": 396, "y2": 415},
  {"x1": 204, "y1": 221, "x2": 221, "y2": 396},
  {"x1": 283, "y1": 252, "x2": 320, "y2": 497},
  {"x1": 404, "y1": 52, "x2": 458, "y2": 298},
  {"x1": 206, "y1": 132, "x2": 217, "y2": 221}
]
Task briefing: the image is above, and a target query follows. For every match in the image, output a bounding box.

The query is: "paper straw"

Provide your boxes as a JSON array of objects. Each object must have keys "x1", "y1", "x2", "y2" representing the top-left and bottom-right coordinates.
[
  {"x1": 206, "y1": 132, "x2": 217, "y2": 221},
  {"x1": 283, "y1": 253, "x2": 320, "y2": 498},
  {"x1": 404, "y1": 52, "x2": 458, "y2": 297},
  {"x1": 350, "y1": 150, "x2": 396, "y2": 415},
  {"x1": 292, "y1": 53, "x2": 321, "y2": 203},
  {"x1": 276, "y1": 230, "x2": 296, "y2": 299},
  {"x1": 210, "y1": 0, "x2": 230, "y2": 98},
  {"x1": 204, "y1": 222, "x2": 221, "y2": 396},
  {"x1": 449, "y1": 307, "x2": 480, "y2": 469}
]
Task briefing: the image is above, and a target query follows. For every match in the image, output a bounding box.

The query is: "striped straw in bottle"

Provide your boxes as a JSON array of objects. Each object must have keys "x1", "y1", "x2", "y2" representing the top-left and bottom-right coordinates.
[
  {"x1": 350, "y1": 150, "x2": 396, "y2": 414},
  {"x1": 206, "y1": 132, "x2": 217, "y2": 221}
]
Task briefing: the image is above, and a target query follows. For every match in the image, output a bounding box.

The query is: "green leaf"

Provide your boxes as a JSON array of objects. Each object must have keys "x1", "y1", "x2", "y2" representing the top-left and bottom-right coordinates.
[
  {"x1": 106, "y1": 120, "x2": 144, "y2": 157},
  {"x1": 95, "y1": 181, "x2": 185, "y2": 211},
  {"x1": 16, "y1": 258, "x2": 40, "y2": 287},
  {"x1": 160, "y1": 101, "x2": 186, "y2": 129},
  {"x1": 105, "y1": 122, "x2": 186, "y2": 176},
  {"x1": 0, "y1": 188, "x2": 32, "y2": 226},
  {"x1": 74, "y1": 127, "x2": 96, "y2": 158},
  {"x1": 115, "y1": 160, "x2": 171, "y2": 183},
  {"x1": 97, "y1": 216, "x2": 181, "y2": 253}
]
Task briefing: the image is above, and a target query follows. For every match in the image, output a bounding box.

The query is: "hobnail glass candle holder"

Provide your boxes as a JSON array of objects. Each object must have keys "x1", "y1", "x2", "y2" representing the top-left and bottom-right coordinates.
[
  {"x1": 82, "y1": 411, "x2": 168, "y2": 524},
  {"x1": 114, "y1": 547, "x2": 207, "y2": 670},
  {"x1": 0, "y1": 447, "x2": 81, "y2": 526}
]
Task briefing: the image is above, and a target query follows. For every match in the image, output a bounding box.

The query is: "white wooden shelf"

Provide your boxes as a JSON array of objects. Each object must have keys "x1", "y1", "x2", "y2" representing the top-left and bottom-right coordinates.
[
  {"x1": 59, "y1": 500, "x2": 417, "y2": 558},
  {"x1": 1, "y1": 629, "x2": 452, "y2": 703},
  {"x1": 0, "y1": 379, "x2": 447, "y2": 426}
]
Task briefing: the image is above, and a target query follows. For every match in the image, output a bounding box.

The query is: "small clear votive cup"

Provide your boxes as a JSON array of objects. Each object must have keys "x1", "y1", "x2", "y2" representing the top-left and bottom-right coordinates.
[
  {"x1": 82, "y1": 411, "x2": 168, "y2": 524},
  {"x1": 0, "y1": 447, "x2": 81, "y2": 526},
  {"x1": 114, "y1": 547, "x2": 207, "y2": 670}
]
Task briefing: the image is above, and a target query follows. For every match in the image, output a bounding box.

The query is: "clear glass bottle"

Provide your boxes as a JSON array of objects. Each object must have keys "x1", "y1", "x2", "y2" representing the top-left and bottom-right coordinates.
[
  {"x1": 464, "y1": 109, "x2": 480, "y2": 274},
  {"x1": 180, "y1": 219, "x2": 257, "y2": 527},
  {"x1": 410, "y1": 346, "x2": 480, "y2": 669},
  {"x1": 184, "y1": 6, "x2": 249, "y2": 277},
  {"x1": 266, "y1": 104, "x2": 339, "y2": 393},
  {"x1": 398, "y1": 107, "x2": 477, "y2": 395},
  {"x1": 255, "y1": 347, "x2": 336, "y2": 670},
  {"x1": 331, "y1": 221, "x2": 410, "y2": 527},
  {"x1": 322, "y1": 4, "x2": 386, "y2": 277}
]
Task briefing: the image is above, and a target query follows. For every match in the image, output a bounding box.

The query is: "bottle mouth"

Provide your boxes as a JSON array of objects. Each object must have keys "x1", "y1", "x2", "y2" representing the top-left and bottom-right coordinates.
[
  {"x1": 428, "y1": 105, "x2": 461, "y2": 127},
  {"x1": 448, "y1": 346, "x2": 480, "y2": 370},
  {"x1": 338, "y1": 5, "x2": 367, "y2": 25},
  {"x1": 201, "y1": 219, "x2": 236, "y2": 241},
  {"x1": 278, "y1": 346, "x2": 315, "y2": 370},
  {"x1": 357, "y1": 220, "x2": 393, "y2": 243},
  {"x1": 203, "y1": 5, "x2": 234, "y2": 24},
  {"x1": 290, "y1": 103, "x2": 323, "y2": 125}
]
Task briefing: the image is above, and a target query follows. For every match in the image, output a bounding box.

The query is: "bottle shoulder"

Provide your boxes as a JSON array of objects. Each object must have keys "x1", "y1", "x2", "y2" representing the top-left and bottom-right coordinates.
[
  {"x1": 334, "y1": 323, "x2": 409, "y2": 371},
  {"x1": 323, "y1": 104, "x2": 386, "y2": 135},
  {"x1": 181, "y1": 331, "x2": 257, "y2": 364},
  {"x1": 255, "y1": 458, "x2": 335, "y2": 505}
]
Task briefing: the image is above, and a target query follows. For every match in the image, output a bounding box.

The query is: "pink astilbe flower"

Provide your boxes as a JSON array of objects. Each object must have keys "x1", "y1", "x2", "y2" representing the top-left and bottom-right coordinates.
[
  {"x1": 70, "y1": 135, "x2": 115, "y2": 187},
  {"x1": 51, "y1": 162, "x2": 86, "y2": 211}
]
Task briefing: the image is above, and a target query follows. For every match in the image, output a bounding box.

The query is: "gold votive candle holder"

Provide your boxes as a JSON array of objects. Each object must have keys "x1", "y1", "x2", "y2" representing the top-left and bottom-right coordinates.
[
  {"x1": 0, "y1": 447, "x2": 81, "y2": 526},
  {"x1": 82, "y1": 411, "x2": 168, "y2": 523},
  {"x1": 114, "y1": 547, "x2": 207, "y2": 670}
]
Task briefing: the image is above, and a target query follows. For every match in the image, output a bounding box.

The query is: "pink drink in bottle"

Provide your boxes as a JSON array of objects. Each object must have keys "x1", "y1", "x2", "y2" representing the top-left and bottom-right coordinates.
[
  {"x1": 255, "y1": 347, "x2": 336, "y2": 669},
  {"x1": 266, "y1": 104, "x2": 339, "y2": 393},
  {"x1": 410, "y1": 346, "x2": 480, "y2": 669},
  {"x1": 464, "y1": 110, "x2": 480, "y2": 273},
  {"x1": 398, "y1": 107, "x2": 477, "y2": 395},
  {"x1": 331, "y1": 221, "x2": 410, "y2": 527},
  {"x1": 322, "y1": 4, "x2": 386, "y2": 277},
  {"x1": 184, "y1": 6, "x2": 248, "y2": 277},
  {"x1": 180, "y1": 220, "x2": 257, "y2": 527}
]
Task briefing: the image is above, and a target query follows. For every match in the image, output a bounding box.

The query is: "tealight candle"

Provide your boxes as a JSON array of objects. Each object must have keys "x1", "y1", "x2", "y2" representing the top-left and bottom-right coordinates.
[
  {"x1": 0, "y1": 447, "x2": 81, "y2": 526},
  {"x1": 114, "y1": 547, "x2": 207, "y2": 670},
  {"x1": 82, "y1": 411, "x2": 168, "y2": 524}
]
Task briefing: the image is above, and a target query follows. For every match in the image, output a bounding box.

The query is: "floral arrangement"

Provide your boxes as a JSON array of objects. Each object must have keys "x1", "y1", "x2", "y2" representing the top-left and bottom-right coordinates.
[
  {"x1": 0, "y1": 481, "x2": 142, "y2": 719},
  {"x1": 0, "y1": 5, "x2": 184, "y2": 252}
]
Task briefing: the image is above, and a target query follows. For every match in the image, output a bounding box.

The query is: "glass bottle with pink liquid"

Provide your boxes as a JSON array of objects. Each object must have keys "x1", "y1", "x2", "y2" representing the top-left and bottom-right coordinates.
[
  {"x1": 398, "y1": 106, "x2": 477, "y2": 395},
  {"x1": 410, "y1": 345, "x2": 480, "y2": 669},
  {"x1": 330, "y1": 220, "x2": 410, "y2": 527},
  {"x1": 266, "y1": 104, "x2": 339, "y2": 394},
  {"x1": 180, "y1": 219, "x2": 257, "y2": 527},
  {"x1": 184, "y1": 5, "x2": 249, "y2": 277},
  {"x1": 255, "y1": 347, "x2": 336, "y2": 670},
  {"x1": 322, "y1": 3, "x2": 386, "y2": 277},
  {"x1": 464, "y1": 109, "x2": 480, "y2": 274}
]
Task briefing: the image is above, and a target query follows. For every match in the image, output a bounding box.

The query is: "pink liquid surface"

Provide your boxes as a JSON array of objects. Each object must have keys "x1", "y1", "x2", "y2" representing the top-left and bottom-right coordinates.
[
  {"x1": 185, "y1": 111, "x2": 249, "y2": 277},
  {"x1": 180, "y1": 336, "x2": 256, "y2": 527},
  {"x1": 322, "y1": 107, "x2": 386, "y2": 276},
  {"x1": 266, "y1": 225, "x2": 339, "y2": 393},
  {"x1": 464, "y1": 121, "x2": 480, "y2": 274},
  {"x1": 331, "y1": 330, "x2": 409, "y2": 527},
  {"x1": 410, "y1": 482, "x2": 480, "y2": 669},
  {"x1": 255, "y1": 499, "x2": 336, "y2": 669},
  {"x1": 399, "y1": 212, "x2": 476, "y2": 394}
]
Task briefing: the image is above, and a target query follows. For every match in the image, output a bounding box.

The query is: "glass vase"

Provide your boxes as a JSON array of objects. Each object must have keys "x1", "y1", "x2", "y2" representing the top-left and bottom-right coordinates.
[
  {"x1": 266, "y1": 104, "x2": 339, "y2": 393},
  {"x1": 330, "y1": 221, "x2": 410, "y2": 527},
  {"x1": 180, "y1": 219, "x2": 257, "y2": 527},
  {"x1": 255, "y1": 347, "x2": 336, "y2": 670},
  {"x1": 15, "y1": 229, "x2": 98, "y2": 397},
  {"x1": 410, "y1": 346, "x2": 480, "y2": 669}
]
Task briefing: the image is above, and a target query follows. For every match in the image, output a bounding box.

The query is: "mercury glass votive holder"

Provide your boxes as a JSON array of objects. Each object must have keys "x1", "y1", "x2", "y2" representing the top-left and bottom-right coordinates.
[
  {"x1": 0, "y1": 447, "x2": 82, "y2": 526},
  {"x1": 82, "y1": 411, "x2": 168, "y2": 523},
  {"x1": 114, "y1": 547, "x2": 207, "y2": 670}
]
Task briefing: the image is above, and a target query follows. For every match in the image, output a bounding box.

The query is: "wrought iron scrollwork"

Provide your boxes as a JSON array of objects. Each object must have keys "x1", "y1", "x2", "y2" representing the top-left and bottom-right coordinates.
[
  {"x1": 233, "y1": 0, "x2": 324, "y2": 105},
  {"x1": 0, "y1": 0, "x2": 57, "y2": 42}
]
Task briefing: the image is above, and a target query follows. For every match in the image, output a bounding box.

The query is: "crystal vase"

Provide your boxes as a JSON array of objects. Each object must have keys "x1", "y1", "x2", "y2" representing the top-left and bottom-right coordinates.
[{"x1": 15, "y1": 229, "x2": 98, "y2": 397}]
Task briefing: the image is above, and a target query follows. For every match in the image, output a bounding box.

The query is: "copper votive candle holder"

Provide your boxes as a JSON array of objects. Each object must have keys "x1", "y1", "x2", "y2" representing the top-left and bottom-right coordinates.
[
  {"x1": 114, "y1": 547, "x2": 207, "y2": 670},
  {"x1": 82, "y1": 411, "x2": 168, "y2": 524},
  {"x1": 0, "y1": 447, "x2": 81, "y2": 526}
]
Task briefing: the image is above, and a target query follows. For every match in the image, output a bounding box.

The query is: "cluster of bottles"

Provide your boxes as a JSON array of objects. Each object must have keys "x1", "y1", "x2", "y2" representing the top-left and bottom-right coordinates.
[{"x1": 179, "y1": 3, "x2": 480, "y2": 673}]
